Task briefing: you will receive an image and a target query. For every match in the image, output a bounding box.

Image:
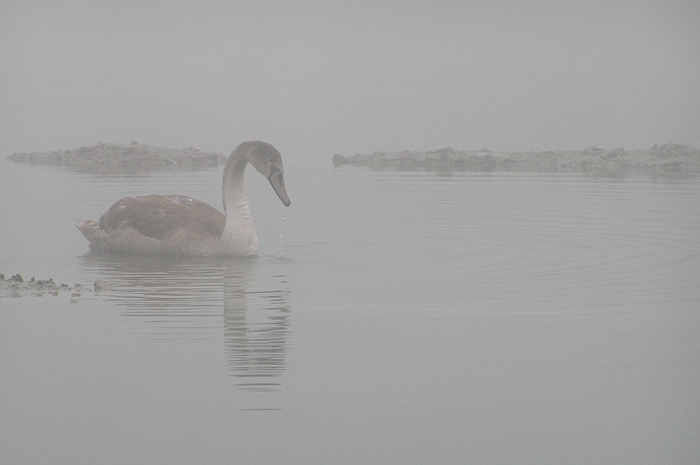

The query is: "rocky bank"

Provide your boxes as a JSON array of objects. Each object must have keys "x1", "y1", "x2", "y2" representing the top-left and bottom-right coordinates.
[
  {"x1": 332, "y1": 143, "x2": 700, "y2": 176},
  {"x1": 7, "y1": 142, "x2": 225, "y2": 173}
]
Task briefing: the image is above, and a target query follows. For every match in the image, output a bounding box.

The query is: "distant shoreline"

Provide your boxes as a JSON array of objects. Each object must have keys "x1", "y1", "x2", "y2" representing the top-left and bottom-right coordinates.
[
  {"x1": 332, "y1": 144, "x2": 700, "y2": 176},
  {"x1": 6, "y1": 142, "x2": 225, "y2": 174},
  {"x1": 7, "y1": 142, "x2": 700, "y2": 176}
]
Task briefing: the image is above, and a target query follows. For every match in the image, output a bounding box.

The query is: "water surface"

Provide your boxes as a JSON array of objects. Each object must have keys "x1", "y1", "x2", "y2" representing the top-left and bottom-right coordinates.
[{"x1": 1, "y1": 159, "x2": 699, "y2": 464}]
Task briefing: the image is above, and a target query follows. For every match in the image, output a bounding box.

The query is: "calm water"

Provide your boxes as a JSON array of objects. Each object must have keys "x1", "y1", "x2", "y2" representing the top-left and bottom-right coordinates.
[{"x1": 1, "y1": 158, "x2": 699, "y2": 464}]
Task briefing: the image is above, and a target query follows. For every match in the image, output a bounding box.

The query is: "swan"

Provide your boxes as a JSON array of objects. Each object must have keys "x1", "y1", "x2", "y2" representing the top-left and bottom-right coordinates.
[{"x1": 77, "y1": 141, "x2": 290, "y2": 257}]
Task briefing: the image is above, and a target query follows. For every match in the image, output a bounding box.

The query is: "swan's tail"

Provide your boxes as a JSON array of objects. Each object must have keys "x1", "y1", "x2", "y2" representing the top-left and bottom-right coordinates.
[{"x1": 76, "y1": 219, "x2": 102, "y2": 244}]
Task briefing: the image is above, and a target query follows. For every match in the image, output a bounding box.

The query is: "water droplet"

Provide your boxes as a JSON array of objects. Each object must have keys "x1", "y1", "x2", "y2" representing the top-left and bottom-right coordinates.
[{"x1": 277, "y1": 212, "x2": 287, "y2": 259}]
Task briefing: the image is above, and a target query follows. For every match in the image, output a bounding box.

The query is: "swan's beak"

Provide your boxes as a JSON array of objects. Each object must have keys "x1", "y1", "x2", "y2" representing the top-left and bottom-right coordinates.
[{"x1": 268, "y1": 169, "x2": 291, "y2": 207}]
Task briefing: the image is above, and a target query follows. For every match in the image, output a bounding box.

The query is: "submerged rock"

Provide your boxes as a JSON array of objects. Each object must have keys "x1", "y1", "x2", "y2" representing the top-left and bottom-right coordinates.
[
  {"x1": 332, "y1": 143, "x2": 700, "y2": 176},
  {"x1": 94, "y1": 280, "x2": 111, "y2": 292},
  {"x1": 0, "y1": 273, "x2": 107, "y2": 299}
]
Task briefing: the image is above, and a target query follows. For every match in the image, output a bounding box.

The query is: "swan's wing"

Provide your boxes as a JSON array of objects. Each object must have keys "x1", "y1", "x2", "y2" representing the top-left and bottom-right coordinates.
[{"x1": 98, "y1": 195, "x2": 225, "y2": 240}]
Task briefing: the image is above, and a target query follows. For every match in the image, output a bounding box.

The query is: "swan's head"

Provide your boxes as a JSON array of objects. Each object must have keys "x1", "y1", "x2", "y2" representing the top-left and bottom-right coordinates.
[{"x1": 234, "y1": 141, "x2": 291, "y2": 207}]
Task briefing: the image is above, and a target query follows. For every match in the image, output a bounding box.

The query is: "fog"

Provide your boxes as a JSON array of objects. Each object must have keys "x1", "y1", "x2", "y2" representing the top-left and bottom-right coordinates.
[{"x1": 2, "y1": 0, "x2": 699, "y2": 164}]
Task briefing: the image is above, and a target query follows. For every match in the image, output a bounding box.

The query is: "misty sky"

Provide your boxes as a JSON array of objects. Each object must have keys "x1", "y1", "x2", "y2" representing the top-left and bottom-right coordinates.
[{"x1": 1, "y1": 0, "x2": 699, "y2": 162}]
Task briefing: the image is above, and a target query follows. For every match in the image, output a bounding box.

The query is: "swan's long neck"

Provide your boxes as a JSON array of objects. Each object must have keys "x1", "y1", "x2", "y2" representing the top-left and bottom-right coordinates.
[{"x1": 221, "y1": 158, "x2": 258, "y2": 256}]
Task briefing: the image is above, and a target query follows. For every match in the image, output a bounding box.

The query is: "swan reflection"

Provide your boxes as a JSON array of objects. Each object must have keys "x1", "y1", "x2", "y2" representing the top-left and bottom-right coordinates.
[
  {"x1": 223, "y1": 263, "x2": 290, "y2": 391},
  {"x1": 80, "y1": 253, "x2": 290, "y2": 391}
]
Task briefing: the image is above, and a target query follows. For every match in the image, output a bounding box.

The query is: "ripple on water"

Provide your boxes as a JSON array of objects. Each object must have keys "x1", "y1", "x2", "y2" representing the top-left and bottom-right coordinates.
[{"x1": 337, "y1": 173, "x2": 700, "y2": 314}]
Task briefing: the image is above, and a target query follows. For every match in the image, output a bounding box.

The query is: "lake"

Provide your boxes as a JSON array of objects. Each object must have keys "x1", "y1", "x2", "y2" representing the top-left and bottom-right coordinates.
[{"x1": 1, "y1": 157, "x2": 699, "y2": 464}]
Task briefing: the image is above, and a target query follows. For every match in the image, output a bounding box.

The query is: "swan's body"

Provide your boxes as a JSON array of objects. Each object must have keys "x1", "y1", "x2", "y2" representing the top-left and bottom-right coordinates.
[{"x1": 77, "y1": 141, "x2": 290, "y2": 257}]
